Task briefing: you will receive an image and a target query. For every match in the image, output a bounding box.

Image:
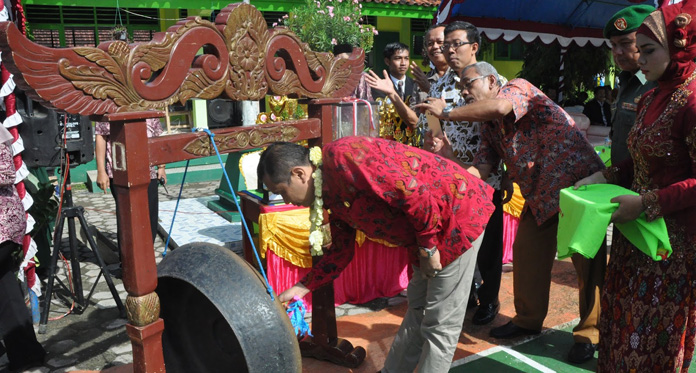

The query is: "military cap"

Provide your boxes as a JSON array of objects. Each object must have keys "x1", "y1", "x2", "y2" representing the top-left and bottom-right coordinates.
[{"x1": 604, "y1": 5, "x2": 656, "y2": 39}]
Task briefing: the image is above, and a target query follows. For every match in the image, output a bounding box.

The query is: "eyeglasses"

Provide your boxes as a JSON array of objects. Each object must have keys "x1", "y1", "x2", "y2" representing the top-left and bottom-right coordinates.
[
  {"x1": 440, "y1": 40, "x2": 475, "y2": 52},
  {"x1": 459, "y1": 76, "x2": 486, "y2": 90}
]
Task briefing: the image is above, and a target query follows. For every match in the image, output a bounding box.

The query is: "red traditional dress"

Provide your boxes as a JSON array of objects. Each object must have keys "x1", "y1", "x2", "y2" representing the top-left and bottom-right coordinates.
[
  {"x1": 598, "y1": 3, "x2": 696, "y2": 370},
  {"x1": 300, "y1": 136, "x2": 495, "y2": 290}
]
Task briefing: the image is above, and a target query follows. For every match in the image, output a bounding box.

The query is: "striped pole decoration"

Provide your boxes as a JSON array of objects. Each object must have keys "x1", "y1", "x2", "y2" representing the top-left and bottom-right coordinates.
[{"x1": 557, "y1": 47, "x2": 568, "y2": 104}]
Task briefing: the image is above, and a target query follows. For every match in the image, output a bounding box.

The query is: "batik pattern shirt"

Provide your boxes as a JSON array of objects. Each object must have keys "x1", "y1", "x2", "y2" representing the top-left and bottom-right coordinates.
[
  {"x1": 95, "y1": 119, "x2": 164, "y2": 179},
  {"x1": 301, "y1": 136, "x2": 495, "y2": 290},
  {"x1": 0, "y1": 142, "x2": 25, "y2": 245},
  {"x1": 409, "y1": 68, "x2": 441, "y2": 107},
  {"x1": 474, "y1": 78, "x2": 605, "y2": 225},
  {"x1": 416, "y1": 68, "x2": 501, "y2": 189}
]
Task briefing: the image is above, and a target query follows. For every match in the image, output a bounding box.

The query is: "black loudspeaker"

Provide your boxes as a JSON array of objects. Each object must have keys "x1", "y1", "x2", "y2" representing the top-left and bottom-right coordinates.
[
  {"x1": 15, "y1": 92, "x2": 94, "y2": 168},
  {"x1": 207, "y1": 98, "x2": 243, "y2": 129},
  {"x1": 210, "y1": 9, "x2": 220, "y2": 22}
]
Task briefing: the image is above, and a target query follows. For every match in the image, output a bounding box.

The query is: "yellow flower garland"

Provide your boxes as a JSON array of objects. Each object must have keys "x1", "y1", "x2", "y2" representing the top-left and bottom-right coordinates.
[{"x1": 308, "y1": 147, "x2": 325, "y2": 256}]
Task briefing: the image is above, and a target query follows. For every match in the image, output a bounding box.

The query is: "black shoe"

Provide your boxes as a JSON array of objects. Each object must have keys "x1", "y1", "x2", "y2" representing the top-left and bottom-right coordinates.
[
  {"x1": 489, "y1": 321, "x2": 540, "y2": 339},
  {"x1": 567, "y1": 342, "x2": 597, "y2": 364},
  {"x1": 472, "y1": 302, "x2": 500, "y2": 325}
]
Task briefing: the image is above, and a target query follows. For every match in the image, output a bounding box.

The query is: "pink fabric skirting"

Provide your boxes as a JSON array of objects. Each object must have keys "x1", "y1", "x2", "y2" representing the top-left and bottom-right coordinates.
[
  {"x1": 266, "y1": 240, "x2": 411, "y2": 313},
  {"x1": 502, "y1": 212, "x2": 519, "y2": 264}
]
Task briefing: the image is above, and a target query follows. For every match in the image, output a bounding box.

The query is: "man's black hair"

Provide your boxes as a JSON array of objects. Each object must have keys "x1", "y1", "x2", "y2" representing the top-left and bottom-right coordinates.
[
  {"x1": 443, "y1": 21, "x2": 481, "y2": 46},
  {"x1": 421, "y1": 23, "x2": 447, "y2": 66},
  {"x1": 384, "y1": 42, "x2": 410, "y2": 60},
  {"x1": 257, "y1": 142, "x2": 310, "y2": 185},
  {"x1": 425, "y1": 22, "x2": 447, "y2": 36}
]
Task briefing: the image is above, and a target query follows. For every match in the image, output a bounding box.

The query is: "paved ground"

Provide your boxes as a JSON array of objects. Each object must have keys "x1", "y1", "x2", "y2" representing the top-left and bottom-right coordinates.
[{"x1": 0, "y1": 180, "x2": 627, "y2": 373}]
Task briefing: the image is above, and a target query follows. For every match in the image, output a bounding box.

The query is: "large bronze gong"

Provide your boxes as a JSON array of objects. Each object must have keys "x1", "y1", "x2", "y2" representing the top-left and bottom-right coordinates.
[{"x1": 156, "y1": 243, "x2": 301, "y2": 372}]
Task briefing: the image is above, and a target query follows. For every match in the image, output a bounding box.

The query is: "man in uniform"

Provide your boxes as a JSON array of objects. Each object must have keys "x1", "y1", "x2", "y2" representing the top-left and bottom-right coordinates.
[{"x1": 604, "y1": 4, "x2": 656, "y2": 165}]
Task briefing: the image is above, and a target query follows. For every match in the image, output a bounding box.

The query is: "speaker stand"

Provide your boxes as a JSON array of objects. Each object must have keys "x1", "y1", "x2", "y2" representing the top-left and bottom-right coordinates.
[{"x1": 39, "y1": 169, "x2": 125, "y2": 333}]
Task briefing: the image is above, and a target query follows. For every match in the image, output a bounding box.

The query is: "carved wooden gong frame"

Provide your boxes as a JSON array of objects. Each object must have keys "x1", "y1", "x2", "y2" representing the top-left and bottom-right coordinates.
[{"x1": 0, "y1": 2, "x2": 365, "y2": 372}]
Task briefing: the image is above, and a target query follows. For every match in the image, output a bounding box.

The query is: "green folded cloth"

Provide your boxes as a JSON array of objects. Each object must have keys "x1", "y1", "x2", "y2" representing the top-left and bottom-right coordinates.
[{"x1": 557, "y1": 184, "x2": 672, "y2": 261}]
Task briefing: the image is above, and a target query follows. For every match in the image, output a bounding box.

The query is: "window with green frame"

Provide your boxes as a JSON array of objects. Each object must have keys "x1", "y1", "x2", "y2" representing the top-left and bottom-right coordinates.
[
  {"x1": 494, "y1": 39, "x2": 525, "y2": 61},
  {"x1": 26, "y1": 5, "x2": 160, "y2": 48},
  {"x1": 411, "y1": 18, "x2": 431, "y2": 58}
]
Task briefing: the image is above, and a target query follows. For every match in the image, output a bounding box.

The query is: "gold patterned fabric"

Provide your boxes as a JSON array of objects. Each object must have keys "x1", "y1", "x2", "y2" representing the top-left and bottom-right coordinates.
[
  {"x1": 258, "y1": 208, "x2": 395, "y2": 268},
  {"x1": 258, "y1": 208, "x2": 313, "y2": 268},
  {"x1": 502, "y1": 183, "x2": 525, "y2": 218},
  {"x1": 642, "y1": 11, "x2": 670, "y2": 51},
  {"x1": 377, "y1": 97, "x2": 420, "y2": 147},
  {"x1": 355, "y1": 231, "x2": 399, "y2": 248}
]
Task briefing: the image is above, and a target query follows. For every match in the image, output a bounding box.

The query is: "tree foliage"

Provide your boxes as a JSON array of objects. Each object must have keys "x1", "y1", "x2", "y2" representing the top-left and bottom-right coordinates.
[
  {"x1": 282, "y1": 0, "x2": 377, "y2": 54},
  {"x1": 518, "y1": 41, "x2": 612, "y2": 102}
]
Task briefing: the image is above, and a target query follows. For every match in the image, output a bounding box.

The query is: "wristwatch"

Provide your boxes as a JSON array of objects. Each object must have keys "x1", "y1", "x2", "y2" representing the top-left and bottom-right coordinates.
[
  {"x1": 419, "y1": 246, "x2": 438, "y2": 258},
  {"x1": 442, "y1": 106, "x2": 453, "y2": 120}
]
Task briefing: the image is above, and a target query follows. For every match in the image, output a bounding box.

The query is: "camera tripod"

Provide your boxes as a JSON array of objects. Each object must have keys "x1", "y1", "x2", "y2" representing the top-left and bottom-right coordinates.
[{"x1": 39, "y1": 168, "x2": 125, "y2": 333}]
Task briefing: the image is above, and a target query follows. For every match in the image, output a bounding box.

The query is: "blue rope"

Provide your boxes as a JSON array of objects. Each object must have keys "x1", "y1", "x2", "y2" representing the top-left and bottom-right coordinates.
[
  {"x1": 198, "y1": 128, "x2": 275, "y2": 301},
  {"x1": 163, "y1": 159, "x2": 191, "y2": 257}
]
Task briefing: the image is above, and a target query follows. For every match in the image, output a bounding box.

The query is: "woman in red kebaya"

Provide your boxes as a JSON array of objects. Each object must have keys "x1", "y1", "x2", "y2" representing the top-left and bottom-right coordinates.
[{"x1": 576, "y1": 1, "x2": 696, "y2": 370}]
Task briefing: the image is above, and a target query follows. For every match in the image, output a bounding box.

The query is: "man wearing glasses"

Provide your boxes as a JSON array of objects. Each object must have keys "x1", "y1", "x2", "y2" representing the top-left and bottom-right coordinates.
[
  {"x1": 422, "y1": 21, "x2": 506, "y2": 327},
  {"x1": 416, "y1": 61, "x2": 606, "y2": 363}
]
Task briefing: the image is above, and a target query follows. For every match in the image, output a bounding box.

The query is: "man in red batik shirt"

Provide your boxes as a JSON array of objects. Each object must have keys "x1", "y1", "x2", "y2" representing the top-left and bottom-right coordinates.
[{"x1": 258, "y1": 136, "x2": 494, "y2": 372}]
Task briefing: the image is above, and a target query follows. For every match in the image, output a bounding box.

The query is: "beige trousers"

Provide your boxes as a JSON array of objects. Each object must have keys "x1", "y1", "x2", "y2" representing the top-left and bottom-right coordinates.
[{"x1": 382, "y1": 233, "x2": 484, "y2": 373}]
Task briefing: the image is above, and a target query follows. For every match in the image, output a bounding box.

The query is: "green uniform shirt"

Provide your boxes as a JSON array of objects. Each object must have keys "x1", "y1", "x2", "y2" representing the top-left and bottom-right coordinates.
[{"x1": 611, "y1": 70, "x2": 656, "y2": 165}]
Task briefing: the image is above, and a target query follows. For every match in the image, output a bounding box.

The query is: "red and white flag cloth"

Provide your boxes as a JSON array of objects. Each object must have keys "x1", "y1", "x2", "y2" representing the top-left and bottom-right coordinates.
[{"x1": 0, "y1": 0, "x2": 41, "y2": 297}]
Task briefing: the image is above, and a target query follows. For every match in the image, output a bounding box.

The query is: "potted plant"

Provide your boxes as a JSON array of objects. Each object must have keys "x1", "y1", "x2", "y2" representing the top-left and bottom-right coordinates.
[
  {"x1": 280, "y1": 0, "x2": 377, "y2": 55},
  {"x1": 111, "y1": 25, "x2": 128, "y2": 42}
]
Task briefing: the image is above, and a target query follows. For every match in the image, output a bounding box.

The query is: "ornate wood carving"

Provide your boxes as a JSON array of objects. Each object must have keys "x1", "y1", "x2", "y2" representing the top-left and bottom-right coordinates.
[
  {"x1": 126, "y1": 293, "x2": 161, "y2": 327},
  {"x1": 146, "y1": 119, "x2": 321, "y2": 165},
  {"x1": 0, "y1": 2, "x2": 364, "y2": 116},
  {"x1": 182, "y1": 124, "x2": 300, "y2": 156}
]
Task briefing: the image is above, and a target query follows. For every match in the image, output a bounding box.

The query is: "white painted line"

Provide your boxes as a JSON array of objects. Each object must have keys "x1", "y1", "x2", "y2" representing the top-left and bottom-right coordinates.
[
  {"x1": 450, "y1": 345, "x2": 504, "y2": 366},
  {"x1": 501, "y1": 346, "x2": 556, "y2": 373},
  {"x1": 450, "y1": 318, "x2": 580, "y2": 369}
]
